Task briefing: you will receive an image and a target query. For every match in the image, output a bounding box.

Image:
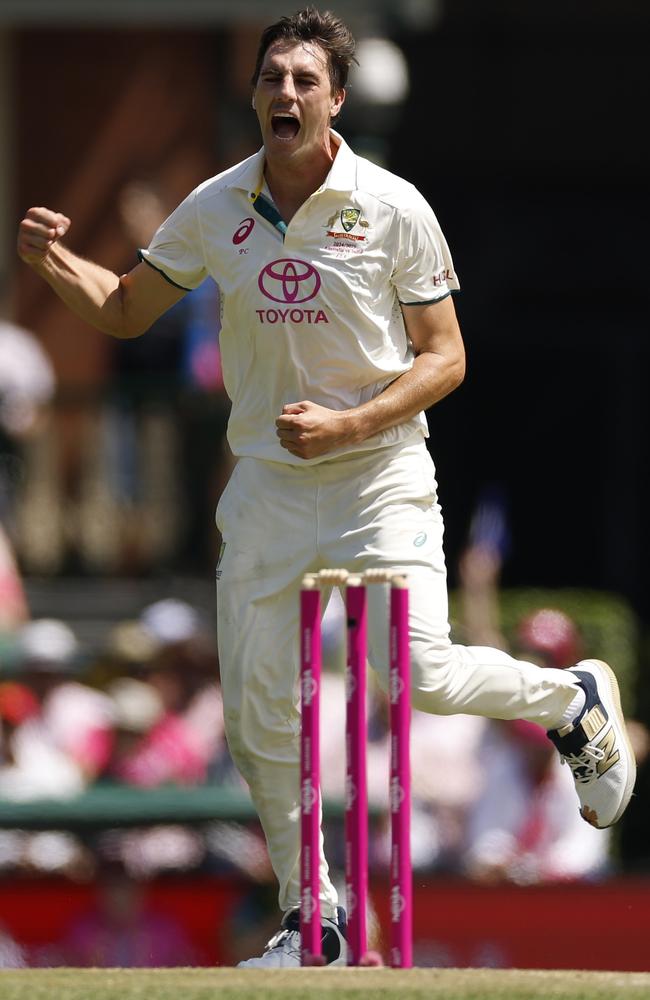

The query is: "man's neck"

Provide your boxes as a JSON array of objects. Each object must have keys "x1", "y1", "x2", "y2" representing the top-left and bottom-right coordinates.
[{"x1": 264, "y1": 134, "x2": 339, "y2": 223}]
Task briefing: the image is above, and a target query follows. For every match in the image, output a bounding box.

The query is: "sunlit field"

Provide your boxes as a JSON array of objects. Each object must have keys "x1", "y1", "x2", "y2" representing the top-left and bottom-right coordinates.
[{"x1": 1, "y1": 968, "x2": 650, "y2": 1000}]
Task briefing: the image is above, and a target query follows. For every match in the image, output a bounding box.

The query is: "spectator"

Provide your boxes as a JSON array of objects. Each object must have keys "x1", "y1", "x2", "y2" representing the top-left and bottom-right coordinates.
[
  {"x1": 0, "y1": 282, "x2": 55, "y2": 612},
  {"x1": 456, "y1": 491, "x2": 612, "y2": 884},
  {"x1": 95, "y1": 598, "x2": 227, "y2": 787},
  {"x1": 137, "y1": 599, "x2": 227, "y2": 779},
  {"x1": 15, "y1": 618, "x2": 114, "y2": 781},
  {"x1": 0, "y1": 659, "x2": 85, "y2": 801},
  {"x1": 0, "y1": 287, "x2": 56, "y2": 529},
  {"x1": 105, "y1": 181, "x2": 227, "y2": 575},
  {"x1": 514, "y1": 608, "x2": 584, "y2": 670},
  {"x1": 103, "y1": 677, "x2": 170, "y2": 787},
  {"x1": 0, "y1": 280, "x2": 60, "y2": 576},
  {"x1": 0, "y1": 677, "x2": 94, "y2": 880},
  {"x1": 0, "y1": 679, "x2": 40, "y2": 770},
  {"x1": 463, "y1": 717, "x2": 610, "y2": 884},
  {"x1": 366, "y1": 691, "x2": 486, "y2": 874},
  {"x1": 104, "y1": 672, "x2": 208, "y2": 788}
]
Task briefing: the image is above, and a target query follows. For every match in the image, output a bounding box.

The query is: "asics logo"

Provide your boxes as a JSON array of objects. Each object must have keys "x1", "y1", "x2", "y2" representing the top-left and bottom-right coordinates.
[{"x1": 233, "y1": 218, "x2": 255, "y2": 244}]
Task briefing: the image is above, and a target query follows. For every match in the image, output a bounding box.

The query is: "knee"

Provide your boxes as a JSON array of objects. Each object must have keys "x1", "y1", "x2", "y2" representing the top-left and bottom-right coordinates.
[
  {"x1": 221, "y1": 710, "x2": 255, "y2": 782},
  {"x1": 222, "y1": 696, "x2": 300, "y2": 779}
]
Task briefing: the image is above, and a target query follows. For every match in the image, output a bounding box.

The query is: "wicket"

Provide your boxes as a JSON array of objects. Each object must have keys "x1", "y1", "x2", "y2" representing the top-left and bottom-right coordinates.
[{"x1": 300, "y1": 568, "x2": 412, "y2": 968}]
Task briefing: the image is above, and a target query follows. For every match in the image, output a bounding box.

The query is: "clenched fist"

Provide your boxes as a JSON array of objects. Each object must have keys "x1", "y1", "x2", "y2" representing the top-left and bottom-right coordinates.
[
  {"x1": 17, "y1": 207, "x2": 71, "y2": 266},
  {"x1": 275, "y1": 400, "x2": 354, "y2": 459}
]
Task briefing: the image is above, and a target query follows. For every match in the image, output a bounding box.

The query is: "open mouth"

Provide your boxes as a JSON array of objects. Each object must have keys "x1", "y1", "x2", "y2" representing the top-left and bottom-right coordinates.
[{"x1": 271, "y1": 114, "x2": 300, "y2": 140}]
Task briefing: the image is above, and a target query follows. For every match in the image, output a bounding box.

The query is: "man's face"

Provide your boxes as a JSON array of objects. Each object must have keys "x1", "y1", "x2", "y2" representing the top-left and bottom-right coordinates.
[{"x1": 253, "y1": 40, "x2": 345, "y2": 161}]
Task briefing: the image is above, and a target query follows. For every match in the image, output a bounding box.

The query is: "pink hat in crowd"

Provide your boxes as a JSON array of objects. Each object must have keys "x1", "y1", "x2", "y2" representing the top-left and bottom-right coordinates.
[{"x1": 516, "y1": 608, "x2": 583, "y2": 669}]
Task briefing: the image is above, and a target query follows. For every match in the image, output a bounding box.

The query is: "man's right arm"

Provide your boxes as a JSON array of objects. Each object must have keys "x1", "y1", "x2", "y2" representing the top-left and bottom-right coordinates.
[{"x1": 17, "y1": 207, "x2": 187, "y2": 338}]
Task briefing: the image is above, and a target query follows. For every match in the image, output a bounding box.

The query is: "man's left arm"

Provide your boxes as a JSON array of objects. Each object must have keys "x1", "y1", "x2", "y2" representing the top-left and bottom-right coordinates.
[{"x1": 275, "y1": 295, "x2": 465, "y2": 459}]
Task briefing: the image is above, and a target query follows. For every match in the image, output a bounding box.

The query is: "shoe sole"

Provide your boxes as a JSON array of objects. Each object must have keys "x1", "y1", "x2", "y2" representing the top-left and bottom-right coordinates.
[{"x1": 581, "y1": 658, "x2": 637, "y2": 827}]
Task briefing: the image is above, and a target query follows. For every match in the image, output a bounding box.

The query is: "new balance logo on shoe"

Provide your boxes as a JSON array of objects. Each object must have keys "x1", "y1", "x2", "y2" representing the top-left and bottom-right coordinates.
[
  {"x1": 548, "y1": 660, "x2": 636, "y2": 829},
  {"x1": 595, "y1": 726, "x2": 620, "y2": 776}
]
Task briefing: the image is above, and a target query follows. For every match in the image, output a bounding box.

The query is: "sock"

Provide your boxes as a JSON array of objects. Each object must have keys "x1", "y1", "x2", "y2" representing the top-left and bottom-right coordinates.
[{"x1": 557, "y1": 685, "x2": 587, "y2": 729}]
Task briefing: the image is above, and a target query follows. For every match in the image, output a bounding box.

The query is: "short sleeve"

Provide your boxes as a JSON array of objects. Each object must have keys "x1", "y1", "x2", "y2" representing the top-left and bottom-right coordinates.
[
  {"x1": 138, "y1": 190, "x2": 208, "y2": 291},
  {"x1": 392, "y1": 189, "x2": 461, "y2": 304}
]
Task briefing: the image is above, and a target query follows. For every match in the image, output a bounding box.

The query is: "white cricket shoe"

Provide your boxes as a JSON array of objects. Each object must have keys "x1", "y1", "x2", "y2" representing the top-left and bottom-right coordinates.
[
  {"x1": 547, "y1": 659, "x2": 636, "y2": 828},
  {"x1": 237, "y1": 906, "x2": 347, "y2": 968}
]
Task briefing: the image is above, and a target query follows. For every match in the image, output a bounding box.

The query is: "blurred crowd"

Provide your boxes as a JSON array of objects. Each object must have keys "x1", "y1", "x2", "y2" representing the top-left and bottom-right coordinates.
[
  {"x1": 1, "y1": 578, "x2": 645, "y2": 884},
  {"x1": 0, "y1": 545, "x2": 649, "y2": 966},
  {"x1": 0, "y1": 597, "x2": 245, "y2": 870}
]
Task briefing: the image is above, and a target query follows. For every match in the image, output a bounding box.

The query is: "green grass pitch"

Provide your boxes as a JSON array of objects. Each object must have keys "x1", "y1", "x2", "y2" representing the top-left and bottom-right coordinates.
[{"x1": 1, "y1": 969, "x2": 649, "y2": 1000}]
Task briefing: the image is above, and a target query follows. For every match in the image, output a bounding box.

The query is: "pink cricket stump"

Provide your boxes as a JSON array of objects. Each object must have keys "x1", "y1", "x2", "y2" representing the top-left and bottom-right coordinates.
[
  {"x1": 345, "y1": 577, "x2": 369, "y2": 966},
  {"x1": 389, "y1": 576, "x2": 412, "y2": 968},
  {"x1": 300, "y1": 577, "x2": 322, "y2": 964}
]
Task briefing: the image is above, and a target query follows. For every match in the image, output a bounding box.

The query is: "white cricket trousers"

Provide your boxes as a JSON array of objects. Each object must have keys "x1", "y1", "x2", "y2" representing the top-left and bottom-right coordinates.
[{"x1": 215, "y1": 437, "x2": 580, "y2": 917}]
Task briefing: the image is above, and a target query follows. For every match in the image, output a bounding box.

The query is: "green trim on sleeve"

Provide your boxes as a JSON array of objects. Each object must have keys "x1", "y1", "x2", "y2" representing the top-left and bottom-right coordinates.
[
  {"x1": 137, "y1": 250, "x2": 193, "y2": 292},
  {"x1": 400, "y1": 290, "x2": 458, "y2": 307}
]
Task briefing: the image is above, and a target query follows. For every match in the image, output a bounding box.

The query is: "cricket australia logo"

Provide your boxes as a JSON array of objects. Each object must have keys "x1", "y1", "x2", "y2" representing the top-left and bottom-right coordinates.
[
  {"x1": 340, "y1": 208, "x2": 360, "y2": 232},
  {"x1": 324, "y1": 208, "x2": 369, "y2": 242}
]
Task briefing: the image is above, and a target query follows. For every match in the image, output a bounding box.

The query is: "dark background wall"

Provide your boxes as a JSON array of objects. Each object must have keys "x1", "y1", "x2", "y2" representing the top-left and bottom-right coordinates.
[{"x1": 385, "y1": 4, "x2": 649, "y2": 623}]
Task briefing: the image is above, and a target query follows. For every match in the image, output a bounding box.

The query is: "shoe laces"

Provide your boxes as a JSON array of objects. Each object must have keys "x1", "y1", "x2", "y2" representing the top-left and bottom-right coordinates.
[
  {"x1": 560, "y1": 743, "x2": 605, "y2": 783},
  {"x1": 263, "y1": 926, "x2": 301, "y2": 960}
]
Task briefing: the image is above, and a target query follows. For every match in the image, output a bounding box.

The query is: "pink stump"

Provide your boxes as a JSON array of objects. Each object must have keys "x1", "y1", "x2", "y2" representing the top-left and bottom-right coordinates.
[
  {"x1": 389, "y1": 577, "x2": 412, "y2": 968},
  {"x1": 345, "y1": 578, "x2": 369, "y2": 966},
  {"x1": 300, "y1": 579, "x2": 322, "y2": 964}
]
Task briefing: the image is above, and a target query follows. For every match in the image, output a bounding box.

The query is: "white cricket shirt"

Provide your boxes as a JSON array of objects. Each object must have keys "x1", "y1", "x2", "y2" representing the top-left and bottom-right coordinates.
[{"x1": 139, "y1": 132, "x2": 460, "y2": 465}]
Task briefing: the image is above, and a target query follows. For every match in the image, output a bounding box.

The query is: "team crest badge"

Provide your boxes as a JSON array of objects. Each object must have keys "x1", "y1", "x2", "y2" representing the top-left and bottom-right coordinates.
[
  {"x1": 322, "y1": 208, "x2": 369, "y2": 248},
  {"x1": 340, "y1": 208, "x2": 360, "y2": 232}
]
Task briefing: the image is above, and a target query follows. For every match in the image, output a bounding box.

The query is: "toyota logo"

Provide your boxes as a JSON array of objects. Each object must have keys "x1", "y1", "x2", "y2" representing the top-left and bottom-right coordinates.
[{"x1": 258, "y1": 258, "x2": 321, "y2": 303}]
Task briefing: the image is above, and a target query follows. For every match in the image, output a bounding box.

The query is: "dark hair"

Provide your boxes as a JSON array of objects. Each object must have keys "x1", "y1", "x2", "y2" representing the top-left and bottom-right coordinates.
[{"x1": 251, "y1": 6, "x2": 357, "y2": 93}]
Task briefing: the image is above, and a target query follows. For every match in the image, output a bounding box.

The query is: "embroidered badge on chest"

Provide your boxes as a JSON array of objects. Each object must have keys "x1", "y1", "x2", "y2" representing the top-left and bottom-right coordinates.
[
  {"x1": 340, "y1": 208, "x2": 361, "y2": 232},
  {"x1": 323, "y1": 207, "x2": 369, "y2": 249}
]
